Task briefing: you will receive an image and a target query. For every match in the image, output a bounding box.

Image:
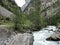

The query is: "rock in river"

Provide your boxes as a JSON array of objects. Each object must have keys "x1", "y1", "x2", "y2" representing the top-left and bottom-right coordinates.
[{"x1": 46, "y1": 30, "x2": 60, "y2": 41}]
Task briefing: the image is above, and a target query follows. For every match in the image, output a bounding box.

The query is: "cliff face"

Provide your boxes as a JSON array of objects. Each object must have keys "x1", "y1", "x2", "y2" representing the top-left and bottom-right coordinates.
[
  {"x1": 0, "y1": 0, "x2": 59, "y2": 17},
  {"x1": 21, "y1": 0, "x2": 59, "y2": 17},
  {"x1": 32, "y1": 0, "x2": 60, "y2": 18},
  {"x1": 41, "y1": 0, "x2": 59, "y2": 17}
]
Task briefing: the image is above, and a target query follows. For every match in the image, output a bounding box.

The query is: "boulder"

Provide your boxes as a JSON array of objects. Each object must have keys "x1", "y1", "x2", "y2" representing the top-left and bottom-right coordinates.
[
  {"x1": 5, "y1": 33, "x2": 34, "y2": 45},
  {"x1": 46, "y1": 30, "x2": 60, "y2": 41}
]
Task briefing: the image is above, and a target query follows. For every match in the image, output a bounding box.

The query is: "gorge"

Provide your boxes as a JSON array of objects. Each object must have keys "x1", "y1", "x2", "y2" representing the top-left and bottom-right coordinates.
[{"x1": 0, "y1": 0, "x2": 60, "y2": 45}]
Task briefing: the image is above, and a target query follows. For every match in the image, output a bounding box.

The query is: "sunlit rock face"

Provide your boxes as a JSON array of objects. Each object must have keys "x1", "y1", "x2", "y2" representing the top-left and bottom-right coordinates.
[
  {"x1": 14, "y1": 0, "x2": 31, "y2": 11},
  {"x1": 14, "y1": 0, "x2": 25, "y2": 7},
  {"x1": 21, "y1": 0, "x2": 31, "y2": 11},
  {"x1": 15, "y1": 0, "x2": 30, "y2": 11}
]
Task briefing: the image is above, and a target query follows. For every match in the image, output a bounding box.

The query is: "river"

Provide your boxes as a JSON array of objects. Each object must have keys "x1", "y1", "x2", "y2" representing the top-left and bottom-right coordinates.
[{"x1": 33, "y1": 26, "x2": 60, "y2": 45}]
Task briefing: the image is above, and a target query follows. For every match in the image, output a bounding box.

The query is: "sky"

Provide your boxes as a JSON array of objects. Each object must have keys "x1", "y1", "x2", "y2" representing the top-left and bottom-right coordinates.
[{"x1": 14, "y1": 0, "x2": 26, "y2": 7}]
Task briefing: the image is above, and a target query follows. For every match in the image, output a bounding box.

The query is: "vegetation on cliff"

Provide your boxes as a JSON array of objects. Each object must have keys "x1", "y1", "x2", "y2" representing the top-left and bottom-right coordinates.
[
  {"x1": 47, "y1": 0, "x2": 60, "y2": 26},
  {"x1": 0, "y1": 0, "x2": 60, "y2": 32}
]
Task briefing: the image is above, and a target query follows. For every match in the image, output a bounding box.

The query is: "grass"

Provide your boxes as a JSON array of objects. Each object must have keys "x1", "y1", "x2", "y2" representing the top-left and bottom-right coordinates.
[
  {"x1": 0, "y1": 22, "x2": 15, "y2": 31},
  {"x1": 0, "y1": 22, "x2": 14, "y2": 32},
  {"x1": 0, "y1": 15, "x2": 14, "y2": 27},
  {"x1": 1, "y1": 22, "x2": 14, "y2": 27}
]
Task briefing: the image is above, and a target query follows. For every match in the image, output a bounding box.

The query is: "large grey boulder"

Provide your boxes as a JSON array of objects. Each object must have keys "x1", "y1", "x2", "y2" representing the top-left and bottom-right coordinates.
[{"x1": 5, "y1": 33, "x2": 34, "y2": 45}]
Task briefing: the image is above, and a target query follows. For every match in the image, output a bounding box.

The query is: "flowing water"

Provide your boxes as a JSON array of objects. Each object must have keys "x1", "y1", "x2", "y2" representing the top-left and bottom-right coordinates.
[{"x1": 33, "y1": 27, "x2": 60, "y2": 45}]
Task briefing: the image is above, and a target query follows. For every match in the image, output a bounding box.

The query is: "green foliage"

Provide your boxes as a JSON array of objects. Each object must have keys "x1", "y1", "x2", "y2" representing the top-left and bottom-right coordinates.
[
  {"x1": 47, "y1": 11, "x2": 60, "y2": 26},
  {"x1": 0, "y1": 0, "x2": 33, "y2": 32},
  {"x1": 47, "y1": 0, "x2": 60, "y2": 26},
  {"x1": 15, "y1": 14, "x2": 34, "y2": 32},
  {"x1": 12, "y1": 6, "x2": 34, "y2": 32},
  {"x1": 0, "y1": 15, "x2": 7, "y2": 25},
  {"x1": 0, "y1": 15, "x2": 14, "y2": 29},
  {"x1": 28, "y1": 0, "x2": 47, "y2": 30},
  {"x1": 0, "y1": 0, "x2": 47, "y2": 32}
]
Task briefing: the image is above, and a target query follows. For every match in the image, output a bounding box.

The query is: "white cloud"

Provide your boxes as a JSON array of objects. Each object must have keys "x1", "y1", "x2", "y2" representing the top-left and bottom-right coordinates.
[{"x1": 15, "y1": 0, "x2": 26, "y2": 7}]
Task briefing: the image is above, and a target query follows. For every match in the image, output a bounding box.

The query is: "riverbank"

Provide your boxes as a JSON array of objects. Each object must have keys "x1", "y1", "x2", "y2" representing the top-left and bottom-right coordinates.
[{"x1": 0, "y1": 26, "x2": 34, "y2": 45}]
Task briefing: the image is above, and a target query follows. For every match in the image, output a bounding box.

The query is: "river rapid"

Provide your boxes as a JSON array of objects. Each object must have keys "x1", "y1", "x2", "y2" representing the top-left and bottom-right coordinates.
[{"x1": 33, "y1": 26, "x2": 60, "y2": 45}]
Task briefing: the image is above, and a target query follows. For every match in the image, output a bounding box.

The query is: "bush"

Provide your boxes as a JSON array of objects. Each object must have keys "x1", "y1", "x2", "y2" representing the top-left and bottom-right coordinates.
[
  {"x1": 47, "y1": 12, "x2": 60, "y2": 26},
  {"x1": 14, "y1": 13, "x2": 35, "y2": 32}
]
